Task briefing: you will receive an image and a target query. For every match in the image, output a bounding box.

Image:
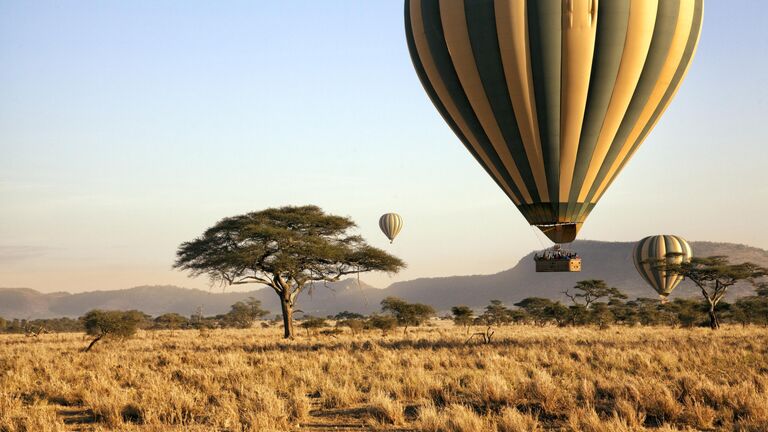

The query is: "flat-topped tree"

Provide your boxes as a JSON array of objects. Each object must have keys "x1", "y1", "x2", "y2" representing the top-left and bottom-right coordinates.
[
  {"x1": 174, "y1": 205, "x2": 405, "y2": 338},
  {"x1": 81, "y1": 310, "x2": 145, "y2": 352},
  {"x1": 562, "y1": 280, "x2": 626, "y2": 309},
  {"x1": 450, "y1": 305, "x2": 474, "y2": 334},
  {"x1": 380, "y1": 296, "x2": 435, "y2": 334},
  {"x1": 154, "y1": 313, "x2": 188, "y2": 332},
  {"x1": 219, "y1": 298, "x2": 269, "y2": 329},
  {"x1": 662, "y1": 256, "x2": 766, "y2": 329}
]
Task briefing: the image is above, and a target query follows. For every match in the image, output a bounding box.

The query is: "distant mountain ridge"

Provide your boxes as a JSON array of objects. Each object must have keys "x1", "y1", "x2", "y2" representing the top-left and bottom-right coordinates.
[{"x1": 2, "y1": 240, "x2": 766, "y2": 319}]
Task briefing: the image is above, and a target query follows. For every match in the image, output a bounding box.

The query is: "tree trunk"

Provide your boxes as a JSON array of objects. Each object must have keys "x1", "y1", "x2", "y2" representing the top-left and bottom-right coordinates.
[
  {"x1": 279, "y1": 295, "x2": 294, "y2": 339},
  {"x1": 708, "y1": 304, "x2": 720, "y2": 330},
  {"x1": 84, "y1": 335, "x2": 103, "y2": 352}
]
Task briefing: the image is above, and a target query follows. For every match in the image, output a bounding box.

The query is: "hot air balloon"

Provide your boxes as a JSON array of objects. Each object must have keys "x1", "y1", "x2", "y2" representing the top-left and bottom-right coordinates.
[
  {"x1": 404, "y1": 0, "x2": 703, "y2": 245},
  {"x1": 379, "y1": 213, "x2": 403, "y2": 243},
  {"x1": 633, "y1": 235, "x2": 692, "y2": 301}
]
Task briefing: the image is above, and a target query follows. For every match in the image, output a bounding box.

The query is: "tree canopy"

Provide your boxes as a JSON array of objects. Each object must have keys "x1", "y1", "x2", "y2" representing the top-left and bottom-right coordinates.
[
  {"x1": 81, "y1": 310, "x2": 145, "y2": 352},
  {"x1": 563, "y1": 280, "x2": 626, "y2": 308},
  {"x1": 450, "y1": 305, "x2": 474, "y2": 330},
  {"x1": 380, "y1": 296, "x2": 435, "y2": 333},
  {"x1": 174, "y1": 205, "x2": 405, "y2": 338},
  {"x1": 154, "y1": 313, "x2": 188, "y2": 331},
  {"x1": 662, "y1": 256, "x2": 766, "y2": 329},
  {"x1": 222, "y1": 297, "x2": 269, "y2": 329}
]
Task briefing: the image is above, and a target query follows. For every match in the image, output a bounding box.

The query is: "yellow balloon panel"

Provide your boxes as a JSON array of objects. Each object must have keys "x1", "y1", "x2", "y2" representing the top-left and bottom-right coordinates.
[{"x1": 405, "y1": 0, "x2": 703, "y2": 243}]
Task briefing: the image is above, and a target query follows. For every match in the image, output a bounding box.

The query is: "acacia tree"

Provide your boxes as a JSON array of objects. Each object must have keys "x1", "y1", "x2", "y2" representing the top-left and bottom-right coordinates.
[
  {"x1": 154, "y1": 313, "x2": 188, "y2": 332},
  {"x1": 731, "y1": 283, "x2": 768, "y2": 326},
  {"x1": 81, "y1": 310, "x2": 145, "y2": 352},
  {"x1": 223, "y1": 297, "x2": 269, "y2": 329},
  {"x1": 300, "y1": 317, "x2": 328, "y2": 336},
  {"x1": 450, "y1": 305, "x2": 474, "y2": 334},
  {"x1": 477, "y1": 300, "x2": 513, "y2": 326},
  {"x1": 380, "y1": 297, "x2": 435, "y2": 334},
  {"x1": 174, "y1": 205, "x2": 405, "y2": 338},
  {"x1": 662, "y1": 256, "x2": 766, "y2": 329},
  {"x1": 368, "y1": 314, "x2": 397, "y2": 336},
  {"x1": 562, "y1": 280, "x2": 626, "y2": 309},
  {"x1": 338, "y1": 318, "x2": 365, "y2": 336},
  {"x1": 513, "y1": 298, "x2": 567, "y2": 326}
]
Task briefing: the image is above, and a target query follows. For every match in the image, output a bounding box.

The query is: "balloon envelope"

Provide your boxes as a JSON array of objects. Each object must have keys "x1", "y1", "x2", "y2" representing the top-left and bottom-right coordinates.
[
  {"x1": 379, "y1": 213, "x2": 404, "y2": 243},
  {"x1": 633, "y1": 235, "x2": 692, "y2": 298},
  {"x1": 404, "y1": 0, "x2": 703, "y2": 243}
]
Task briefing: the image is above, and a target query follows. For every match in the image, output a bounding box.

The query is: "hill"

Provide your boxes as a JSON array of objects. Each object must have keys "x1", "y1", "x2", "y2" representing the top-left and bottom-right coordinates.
[
  {"x1": 1, "y1": 240, "x2": 766, "y2": 318},
  {"x1": 0, "y1": 280, "x2": 382, "y2": 319},
  {"x1": 382, "y1": 240, "x2": 768, "y2": 311}
]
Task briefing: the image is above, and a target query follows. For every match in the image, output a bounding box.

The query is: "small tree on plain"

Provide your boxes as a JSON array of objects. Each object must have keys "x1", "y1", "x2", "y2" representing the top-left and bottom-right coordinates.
[
  {"x1": 154, "y1": 313, "x2": 188, "y2": 332},
  {"x1": 589, "y1": 303, "x2": 615, "y2": 328},
  {"x1": 562, "y1": 280, "x2": 626, "y2": 309},
  {"x1": 514, "y1": 298, "x2": 566, "y2": 326},
  {"x1": 622, "y1": 298, "x2": 676, "y2": 326},
  {"x1": 334, "y1": 311, "x2": 365, "y2": 320},
  {"x1": 300, "y1": 317, "x2": 328, "y2": 336},
  {"x1": 338, "y1": 318, "x2": 365, "y2": 336},
  {"x1": 81, "y1": 310, "x2": 144, "y2": 352},
  {"x1": 730, "y1": 283, "x2": 768, "y2": 326},
  {"x1": 450, "y1": 305, "x2": 474, "y2": 334},
  {"x1": 223, "y1": 297, "x2": 269, "y2": 329},
  {"x1": 174, "y1": 205, "x2": 405, "y2": 339},
  {"x1": 368, "y1": 315, "x2": 398, "y2": 336},
  {"x1": 662, "y1": 256, "x2": 767, "y2": 329},
  {"x1": 380, "y1": 297, "x2": 435, "y2": 334},
  {"x1": 476, "y1": 300, "x2": 513, "y2": 326},
  {"x1": 667, "y1": 298, "x2": 707, "y2": 328}
]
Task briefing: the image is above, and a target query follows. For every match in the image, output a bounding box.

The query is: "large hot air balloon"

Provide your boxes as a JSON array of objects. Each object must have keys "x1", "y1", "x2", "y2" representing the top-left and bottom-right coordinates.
[
  {"x1": 633, "y1": 235, "x2": 692, "y2": 300},
  {"x1": 405, "y1": 0, "x2": 703, "y2": 243},
  {"x1": 379, "y1": 213, "x2": 403, "y2": 243}
]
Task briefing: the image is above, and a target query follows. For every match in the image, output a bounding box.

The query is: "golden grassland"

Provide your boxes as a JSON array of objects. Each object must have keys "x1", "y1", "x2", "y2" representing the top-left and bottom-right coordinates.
[{"x1": 1, "y1": 323, "x2": 767, "y2": 432}]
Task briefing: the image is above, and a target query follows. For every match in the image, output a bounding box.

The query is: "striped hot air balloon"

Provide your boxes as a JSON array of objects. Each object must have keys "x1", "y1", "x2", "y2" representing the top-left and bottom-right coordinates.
[
  {"x1": 379, "y1": 213, "x2": 403, "y2": 243},
  {"x1": 404, "y1": 0, "x2": 703, "y2": 243},
  {"x1": 633, "y1": 235, "x2": 692, "y2": 300}
]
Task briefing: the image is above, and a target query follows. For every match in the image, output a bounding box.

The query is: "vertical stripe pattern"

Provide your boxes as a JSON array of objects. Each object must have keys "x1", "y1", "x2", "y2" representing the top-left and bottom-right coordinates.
[
  {"x1": 379, "y1": 213, "x2": 404, "y2": 243},
  {"x1": 633, "y1": 235, "x2": 692, "y2": 297},
  {"x1": 405, "y1": 0, "x2": 703, "y2": 243}
]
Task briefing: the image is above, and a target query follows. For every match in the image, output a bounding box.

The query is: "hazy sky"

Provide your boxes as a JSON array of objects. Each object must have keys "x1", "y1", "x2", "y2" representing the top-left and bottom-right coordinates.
[{"x1": 1, "y1": 1, "x2": 767, "y2": 293}]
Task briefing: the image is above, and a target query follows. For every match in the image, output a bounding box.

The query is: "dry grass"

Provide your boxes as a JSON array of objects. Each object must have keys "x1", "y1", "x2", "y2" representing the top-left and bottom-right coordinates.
[{"x1": 1, "y1": 324, "x2": 767, "y2": 431}]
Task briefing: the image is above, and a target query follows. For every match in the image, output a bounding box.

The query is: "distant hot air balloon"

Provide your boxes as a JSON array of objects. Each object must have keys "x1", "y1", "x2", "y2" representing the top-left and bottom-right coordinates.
[
  {"x1": 379, "y1": 213, "x2": 403, "y2": 243},
  {"x1": 633, "y1": 235, "x2": 692, "y2": 300},
  {"x1": 404, "y1": 0, "x2": 703, "y2": 243}
]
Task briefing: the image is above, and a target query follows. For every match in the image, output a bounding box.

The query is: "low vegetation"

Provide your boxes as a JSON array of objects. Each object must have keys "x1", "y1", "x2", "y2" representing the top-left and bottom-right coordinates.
[
  {"x1": 1, "y1": 269, "x2": 766, "y2": 430},
  {"x1": 2, "y1": 324, "x2": 767, "y2": 431}
]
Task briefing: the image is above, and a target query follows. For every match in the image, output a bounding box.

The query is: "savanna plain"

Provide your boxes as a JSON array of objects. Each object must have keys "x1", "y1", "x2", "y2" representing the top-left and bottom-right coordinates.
[{"x1": 2, "y1": 324, "x2": 767, "y2": 432}]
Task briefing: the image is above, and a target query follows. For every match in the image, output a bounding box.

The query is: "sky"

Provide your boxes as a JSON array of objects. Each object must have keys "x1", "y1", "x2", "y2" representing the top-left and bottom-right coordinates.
[{"x1": 1, "y1": 1, "x2": 767, "y2": 293}]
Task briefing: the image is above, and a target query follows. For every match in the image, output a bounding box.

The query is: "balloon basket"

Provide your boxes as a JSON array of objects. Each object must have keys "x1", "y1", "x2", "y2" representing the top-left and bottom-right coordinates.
[{"x1": 534, "y1": 245, "x2": 582, "y2": 273}]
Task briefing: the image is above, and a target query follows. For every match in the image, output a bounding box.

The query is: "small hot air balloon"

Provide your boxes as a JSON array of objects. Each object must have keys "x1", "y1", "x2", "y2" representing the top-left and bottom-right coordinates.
[
  {"x1": 404, "y1": 0, "x2": 703, "y2": 244},
  {"x1": 379, "y1": 213, "x2": 403, "y2": 243},
  {"x1": 633, "y1": 235, "x2": 692, "y2": 301}
]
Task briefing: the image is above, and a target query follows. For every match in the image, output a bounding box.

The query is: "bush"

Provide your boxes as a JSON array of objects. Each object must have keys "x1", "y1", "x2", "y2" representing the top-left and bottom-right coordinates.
[
  {"x1": 221, "y1": 298, "x2": 269, "y2": 329},
  {"x1": 380, "y1": 297, "x2": 435, "y2": 332},
  {"x1": 300, "y1": 317, "x2": 328, "y2": 336},
  {"x1": 153, "y1": 313, "x2": 189, "y2": 331},
  {"x1": 338, "y1": 318, "x2": 365, "y2": 335},
  {"x1": 367, "y1": 315, "x2": 397, "y2": 335},
  {"x1": 81, "y1": 310, "x2": 145, "y2": 352}
]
